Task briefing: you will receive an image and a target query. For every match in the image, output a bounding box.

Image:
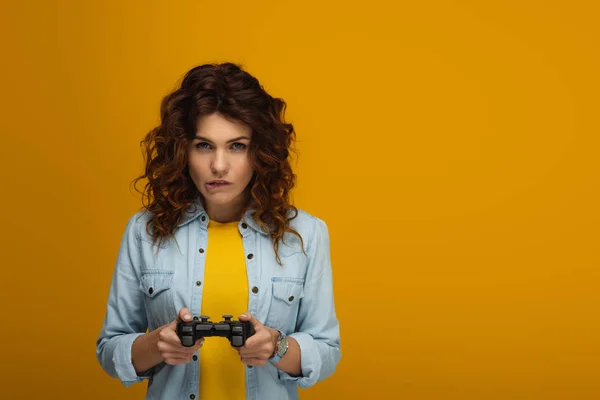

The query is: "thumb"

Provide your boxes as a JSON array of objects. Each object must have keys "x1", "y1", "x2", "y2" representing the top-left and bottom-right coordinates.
[
  {"x1": 177, "y1": 307, "x2": 193, "y2": 322},
  {"x1": 239, "y1": 312, "x2": 261, "y2": 329}
]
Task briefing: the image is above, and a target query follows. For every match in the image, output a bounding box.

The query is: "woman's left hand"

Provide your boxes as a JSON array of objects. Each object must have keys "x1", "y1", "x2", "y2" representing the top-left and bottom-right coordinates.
[{"x1": 235, "y1": 312, "x2": 279, "y2": 366}]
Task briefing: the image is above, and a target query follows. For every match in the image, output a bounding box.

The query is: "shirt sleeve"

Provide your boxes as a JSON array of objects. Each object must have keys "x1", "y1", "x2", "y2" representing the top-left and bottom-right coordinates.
[
  {"x1": 278, "y1": 216, "x2": 342, "y2": 388},
  {"x1": 95, "y1": 213, "x2": 153, "y2": 387}
]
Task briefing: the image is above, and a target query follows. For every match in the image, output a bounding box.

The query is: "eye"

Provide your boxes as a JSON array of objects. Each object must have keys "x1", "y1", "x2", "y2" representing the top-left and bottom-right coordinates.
[
  {"x1": 231, "y1": 142, "x2": 247, "y2": 150},
  {"x1": 195, "y1": 142, "x2": 212, "y2": 150}
]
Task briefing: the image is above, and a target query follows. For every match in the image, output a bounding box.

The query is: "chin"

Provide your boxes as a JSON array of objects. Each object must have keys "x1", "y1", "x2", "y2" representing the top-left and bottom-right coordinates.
[
  {"x1": 210, "y1": 196, "x2": 235, "y2": 205},
  {"x1": 200, "y1": 191, "x2": 235, "y2": 205}
]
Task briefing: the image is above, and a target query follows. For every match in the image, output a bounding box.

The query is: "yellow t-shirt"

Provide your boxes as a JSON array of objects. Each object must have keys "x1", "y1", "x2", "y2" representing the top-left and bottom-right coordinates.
[{"x1": 199, "y1": 219, "x2": 248, "y2": 400}]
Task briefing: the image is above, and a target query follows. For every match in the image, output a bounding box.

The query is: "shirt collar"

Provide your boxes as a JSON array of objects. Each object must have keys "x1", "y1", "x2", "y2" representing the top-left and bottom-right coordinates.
[{"x1": 177, "y1": 195, "x2": 268, "y2": 235}]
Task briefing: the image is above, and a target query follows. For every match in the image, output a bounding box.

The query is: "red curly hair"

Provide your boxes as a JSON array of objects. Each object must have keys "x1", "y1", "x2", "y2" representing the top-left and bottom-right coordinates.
[{"x1": 132, "y1": 62, "x2": 303, "y2": 265}]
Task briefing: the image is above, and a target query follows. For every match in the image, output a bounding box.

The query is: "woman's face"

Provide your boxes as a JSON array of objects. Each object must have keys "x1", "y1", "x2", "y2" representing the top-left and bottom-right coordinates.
[{"x1": 187, "y1": 113, "x2": 254, "y2": 212}]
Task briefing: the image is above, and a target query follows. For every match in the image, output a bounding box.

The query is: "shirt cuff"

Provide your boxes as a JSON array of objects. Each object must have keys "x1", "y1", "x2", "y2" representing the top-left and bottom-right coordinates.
[
  {"x1": 277, "y1": 332, "x2": 320, "y2": 388},
  {"x1": 112, "y1": 332, "x2": 152, "y2": 387}
]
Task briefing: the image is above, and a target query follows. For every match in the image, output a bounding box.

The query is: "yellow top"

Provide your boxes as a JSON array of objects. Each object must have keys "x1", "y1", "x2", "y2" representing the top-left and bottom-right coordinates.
[{"x1": 199, "y1": 219, "x2": 248, "y2": 400}]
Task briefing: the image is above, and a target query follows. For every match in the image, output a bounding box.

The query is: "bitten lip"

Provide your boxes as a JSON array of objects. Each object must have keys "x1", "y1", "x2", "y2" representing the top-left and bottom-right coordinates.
[{"x1": 206, "y1": 180, "x2": 231, "y2": 185}]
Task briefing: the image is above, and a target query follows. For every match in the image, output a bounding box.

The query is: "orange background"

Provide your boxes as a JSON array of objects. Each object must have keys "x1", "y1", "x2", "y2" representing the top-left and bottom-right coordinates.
[{"x1": 1, "y1": 1, "x2": 599, "y2": 399}]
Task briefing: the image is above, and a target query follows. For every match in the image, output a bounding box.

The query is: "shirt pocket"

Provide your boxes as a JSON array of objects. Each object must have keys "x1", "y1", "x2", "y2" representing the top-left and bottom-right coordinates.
[
  {"x1": 265, "y1": 277, "x2": 305, "y2": 332},
  {"x1": 139, "y1": 269, "x2": 176, "y2": 328}
]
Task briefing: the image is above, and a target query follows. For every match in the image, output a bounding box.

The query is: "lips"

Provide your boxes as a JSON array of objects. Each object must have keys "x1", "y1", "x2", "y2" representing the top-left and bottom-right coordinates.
[{"x1": 206, "y1": 180, "x2": 231, "y2": 190}]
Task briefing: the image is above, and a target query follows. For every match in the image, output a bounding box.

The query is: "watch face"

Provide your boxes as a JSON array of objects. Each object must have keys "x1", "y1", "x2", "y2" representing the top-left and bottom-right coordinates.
[{"x1": 277, "y1": 336, "x2": 289, "y2": 357}]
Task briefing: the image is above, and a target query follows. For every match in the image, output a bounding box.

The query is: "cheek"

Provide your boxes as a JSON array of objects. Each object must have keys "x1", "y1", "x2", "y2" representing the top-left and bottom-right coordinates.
[
  {"x1": 187, "y1": 156, "x2": 207, "y2": 180},
  {"x1": 236, "y1": 164, "x2": 255, "y2": 183},
  {"x1": 239, "y1": 157, "x2": 255, "y2": 177}
]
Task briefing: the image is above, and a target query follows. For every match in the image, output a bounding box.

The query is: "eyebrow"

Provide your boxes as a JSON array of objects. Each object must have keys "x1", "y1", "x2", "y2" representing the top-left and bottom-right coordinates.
[{"x1": 193, "y1": 135, "x2": 251, "y2": 143}]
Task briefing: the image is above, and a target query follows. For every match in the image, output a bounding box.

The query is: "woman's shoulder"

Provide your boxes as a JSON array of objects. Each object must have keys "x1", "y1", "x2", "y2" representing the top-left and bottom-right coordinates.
[
  {"x1": 291, "y1": 207, "x2": 324, "y2": 224},
  {"x1": 289, "y1": 207, "x2": 330, "y2": 243},
  {"x1": 121, "y1": 208, "x2": 154, "y2": 242}
]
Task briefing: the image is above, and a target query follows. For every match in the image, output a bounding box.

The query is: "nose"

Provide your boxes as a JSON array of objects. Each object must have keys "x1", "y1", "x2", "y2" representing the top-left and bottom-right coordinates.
[{"x1": 210, "y1": 148, "x2": 229, "y2": 176}]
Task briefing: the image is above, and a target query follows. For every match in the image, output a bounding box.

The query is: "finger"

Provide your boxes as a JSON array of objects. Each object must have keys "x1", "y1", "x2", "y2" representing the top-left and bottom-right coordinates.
[
  {"x1": 169, "y1": 337, "x2": 205, "y2": 353},
  {"x1": 239, "y1": 346, "x2": 272, "y2": 359},
  {"x1": 157, "y1": 339, "x2": 189, "y2": 355},
  {"x1": 158, "y1": 324, "x2": 174, "y2": 341},
  {"x1": 177, "y1": 336, "x2": 205, "y2": 352},
  {"x1": 238, "y1": 339, "x2": 262, "y2": 355},
  {"x1": 242, "y1": 335, "x2": 260, "y2": 349},
  {"x1": 177, "y1": 307, "x2": 193, "y2": 322},
  {"x1": 242, "y1": 329, "x2": 271, "y2": 349},
  {"x1": 158, "y1": 339, "x2": 203, "y2": 359},
  {"x1": 191, "y1": 337, "x2": 205, "y2": 351},
  {"x1": 238, "y1": 312, "x2": 262, "y2": 330},
  {"x1": 238, "y1": 336, "x2": 270, "y2": 355},
  {"x1": 159, "y1": 325, "x2": 184, "y2": 345}
]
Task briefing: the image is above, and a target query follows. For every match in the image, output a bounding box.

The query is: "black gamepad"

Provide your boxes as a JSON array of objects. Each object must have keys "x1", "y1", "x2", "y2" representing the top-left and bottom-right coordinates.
[{"x1": 176, "y1": 314, "x2": 256, "y2": 348}]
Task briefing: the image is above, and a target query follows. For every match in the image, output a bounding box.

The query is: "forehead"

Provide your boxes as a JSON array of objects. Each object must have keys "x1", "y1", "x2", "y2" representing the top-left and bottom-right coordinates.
[{"x1": 195, "y1": 113, "x2": 252, "y2": 139}]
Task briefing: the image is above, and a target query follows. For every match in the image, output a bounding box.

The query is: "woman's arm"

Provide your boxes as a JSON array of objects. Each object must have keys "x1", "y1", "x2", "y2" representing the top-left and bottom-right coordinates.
[
  {"x1": 132, "y1": 308, "x2": 205, "y2": 373},
  {"x1": 96, "y1": 214, "x2": 155, "y2": 387},
  {"x1": 278, "y1": 216, "x2": 342, "y2": 387},
  {"x1": 271, "y1": 334, "x2": 302, "y2": 376},
  {"x1": 131, "y1": 327, "x2": 164, "y2": 374},
  {"x1": 237, "y1": 314, "x2": 303, "y2": 376}
]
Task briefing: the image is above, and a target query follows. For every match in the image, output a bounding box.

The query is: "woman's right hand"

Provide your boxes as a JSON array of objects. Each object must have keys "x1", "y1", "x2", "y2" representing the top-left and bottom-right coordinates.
[{"x1": 157, "y1": 307, "x2": 205, "y2": 365}]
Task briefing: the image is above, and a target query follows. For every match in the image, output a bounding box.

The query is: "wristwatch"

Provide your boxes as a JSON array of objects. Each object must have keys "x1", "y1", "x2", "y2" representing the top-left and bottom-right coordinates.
[{"x1": 269, "y1": 330, "x2": 289, "y2": 363}]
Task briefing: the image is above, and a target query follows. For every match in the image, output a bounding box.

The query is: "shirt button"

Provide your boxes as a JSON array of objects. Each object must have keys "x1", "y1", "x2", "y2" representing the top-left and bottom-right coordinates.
[
  {"x1": 201, "y1": 216, "x2": 206, "y2": 222},
  {"x1": 196, "y1": 281, "x2": 202, "y2": 286},
  {"x1": 190, "y1": 395, "x2": 196, "y2": 399},
  {"x1": 288, "y1": 296, "x2": 294, "y2": 301},
  {"x1": 248, "y1": 365, "x2": 253, "y2": 369},
  {"x1": 247, "y1": 253, "x2": 254, "y2": 259},
  {"x1": 199, "y1": 248, "x2": 204, "y2": 253},
  {"x1": 241, "y1": 222, "x2": 248, "y2": 229},
  {"x1": 192, "y1": 355, "x2": 198, "y2": 361},
  {"x1": 148, "y1": 287, "x2": 153, "y2": 295},
  {"x1": 252, "y1": 286, "x2": 259, "y2": 294}
]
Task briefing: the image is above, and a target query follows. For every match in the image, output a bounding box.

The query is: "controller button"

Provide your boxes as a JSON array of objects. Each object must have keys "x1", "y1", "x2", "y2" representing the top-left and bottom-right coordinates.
[
  {"x1": 182, "y1": 326, "x2": 193, "y2": 332},
  {"x1": 182, "y1": 337, "x2": 194, "y2": 347},
  {"x1": 232, "y1": 336, "x2": 243, "y2": 346}
]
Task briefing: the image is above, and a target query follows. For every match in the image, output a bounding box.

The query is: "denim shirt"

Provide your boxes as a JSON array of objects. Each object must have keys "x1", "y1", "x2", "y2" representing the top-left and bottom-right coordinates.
[{"x1": 95, "y1": 197, "x2": 342, "y2": 400}]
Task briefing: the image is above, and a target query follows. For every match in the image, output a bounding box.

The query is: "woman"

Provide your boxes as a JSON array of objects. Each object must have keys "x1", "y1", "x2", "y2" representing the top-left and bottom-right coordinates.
[{"x1": 96, "y1": 62, "x2": 341, "y2": 400}]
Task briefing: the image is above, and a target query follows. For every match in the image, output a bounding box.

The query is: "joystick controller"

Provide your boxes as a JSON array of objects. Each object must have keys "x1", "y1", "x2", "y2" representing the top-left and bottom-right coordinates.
[{"x1": 176, "y1": 314, "x2": 255, "y2": 348}]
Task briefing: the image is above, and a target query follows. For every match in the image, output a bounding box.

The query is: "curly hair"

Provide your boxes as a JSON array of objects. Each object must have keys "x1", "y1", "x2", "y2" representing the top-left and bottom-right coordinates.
[{"x1": 132, "y1": 62, "x2": 303, "y2": 265}]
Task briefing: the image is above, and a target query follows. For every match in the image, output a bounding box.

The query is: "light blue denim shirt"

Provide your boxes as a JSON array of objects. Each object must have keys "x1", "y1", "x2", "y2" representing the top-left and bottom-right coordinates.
[{"x1": 96, "y1": 197, "x2": 341, "y2": 400}]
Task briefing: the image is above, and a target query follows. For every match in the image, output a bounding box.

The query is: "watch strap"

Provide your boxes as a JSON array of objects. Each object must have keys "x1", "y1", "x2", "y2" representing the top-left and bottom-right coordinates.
[{"x1": 269, "y1": 330, "x2": 286, "y2": 363}]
